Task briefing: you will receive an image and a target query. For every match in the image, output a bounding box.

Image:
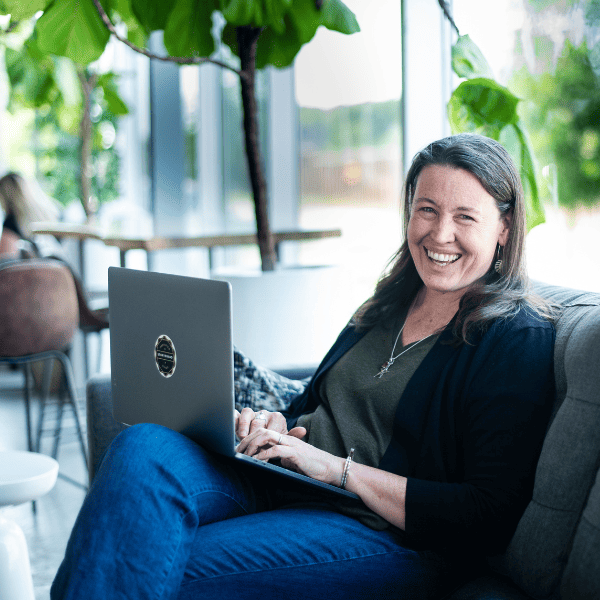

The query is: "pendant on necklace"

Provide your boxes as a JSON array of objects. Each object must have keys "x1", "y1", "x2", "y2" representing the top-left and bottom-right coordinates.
[{"x1": 376, "y1": 360, "x2": 392, "y2": 378}]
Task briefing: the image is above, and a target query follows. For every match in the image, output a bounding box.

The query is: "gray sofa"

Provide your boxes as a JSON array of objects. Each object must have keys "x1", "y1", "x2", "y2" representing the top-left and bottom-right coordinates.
[{"x1": 86, "y1": 282, "x2": 600, "y2": 599}]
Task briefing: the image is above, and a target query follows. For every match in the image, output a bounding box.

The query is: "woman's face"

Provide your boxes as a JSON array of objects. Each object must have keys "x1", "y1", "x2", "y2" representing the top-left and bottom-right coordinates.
[{"x1": 407, "y1": 164, "x2": 511, "y2": 299}]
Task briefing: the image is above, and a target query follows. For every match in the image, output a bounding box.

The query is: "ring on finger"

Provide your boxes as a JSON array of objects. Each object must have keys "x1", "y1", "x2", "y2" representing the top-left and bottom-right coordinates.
[
  {"x1": 254, "y1": 411, "x2": 267, "y2": 421},
  {"x1": 277, "y1": 434, "x2": 283, "y2": 445}
]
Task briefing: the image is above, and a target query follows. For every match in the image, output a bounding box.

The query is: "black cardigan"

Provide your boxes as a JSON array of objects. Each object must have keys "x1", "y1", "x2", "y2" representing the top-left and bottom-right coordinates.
[{"x1": 283, "y1": 309, "x2": 555, "y2": 554}]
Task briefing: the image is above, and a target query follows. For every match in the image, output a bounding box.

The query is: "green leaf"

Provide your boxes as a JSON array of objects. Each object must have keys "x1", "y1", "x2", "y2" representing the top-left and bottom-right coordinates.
[
  {"x1": 287, "y1": 0, "x2": 320, "y2": 44},
  {"x1": 452, "y1": 35, "x2": 494, "y2": 79},
  {"x1": 448, "y1": 78, "x2": 519, "y2": 139},
  {"x1": 254, "y1": 0, "x2": 322, "y2": 68},
  {"x1": 255, "y1": 15, "x2": 305, "y2": 68},
  {"x1": 131, "y1": 0, "x2": 173, "y2": 32},
  {"x1": 164, "y1": 0, "x2": 218, "y2": 57},
  {"x1": 35, "y1": 0, "x2": 110, "y2": 65},
  {"x1": 4, "y1": 42, "x2": 59, "y2": 108},
  {"x1": 320, "y1": 0, "x2": 360, "y2": 35},
  {"x1": 1, "y1": 0, "x2": 51, "y2": 20},
  {"x1": 512, "y1": 123, "x2": 545, "y2": 231},
  {"x1": 102, "y1": 85, "x2": 128, "y2": 115},
  {"x1": 97, "y1": 73, "x2": 129, "y2": 115},
  {"x1": 220, "y1": 0, "x2": 358, "y2": 67},
  {"x1": 111, "y1": 0, "x2": 147, "y2": 47},
  {"x1": 220, "y1": 0, "x2": 256, "y2": 25},
  {"x1": 221, "y1": 22, "x2": 239, "y2": 56},
  {"x1": 263, "y1": 0, "x2": 291, "y2": 33}
]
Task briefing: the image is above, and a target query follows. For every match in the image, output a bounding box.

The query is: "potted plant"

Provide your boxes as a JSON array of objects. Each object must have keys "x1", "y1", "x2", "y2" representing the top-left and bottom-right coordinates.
[{"x1": 1, "y1": 0, "x2": 359, "y2": 272}]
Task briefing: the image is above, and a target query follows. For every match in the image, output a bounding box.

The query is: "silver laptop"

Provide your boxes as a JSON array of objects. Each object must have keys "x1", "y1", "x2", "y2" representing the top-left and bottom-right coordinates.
[{"x1": 108, "y1": 267, "x2": 358, "y2": 499}]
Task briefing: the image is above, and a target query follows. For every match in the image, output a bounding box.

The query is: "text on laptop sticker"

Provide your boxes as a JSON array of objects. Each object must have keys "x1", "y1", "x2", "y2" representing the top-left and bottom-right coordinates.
[{"x1": 155, "y1": 335, "x2": 176, "y2": 378}]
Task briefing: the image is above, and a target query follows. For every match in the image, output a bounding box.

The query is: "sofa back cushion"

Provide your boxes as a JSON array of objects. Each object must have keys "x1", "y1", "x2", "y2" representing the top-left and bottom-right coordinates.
[{"x1": 491, "y1": 284, "x2": 600, "y2": 600}]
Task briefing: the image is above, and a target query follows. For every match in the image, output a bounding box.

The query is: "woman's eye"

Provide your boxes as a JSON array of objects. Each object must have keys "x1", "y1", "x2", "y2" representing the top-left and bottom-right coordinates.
[{"x1": 459, "y1": 214, "x2": 474, "y2": 221}]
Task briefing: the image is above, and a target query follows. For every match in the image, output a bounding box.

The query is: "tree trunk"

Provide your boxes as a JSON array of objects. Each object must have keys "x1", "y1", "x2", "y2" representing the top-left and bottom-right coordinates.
[
  {"x1": 236, "y1": 26, "x2": 277, "y2": 272},
  {"x1": 78, "y1": 70, "x2": 98, "y2": 220}
]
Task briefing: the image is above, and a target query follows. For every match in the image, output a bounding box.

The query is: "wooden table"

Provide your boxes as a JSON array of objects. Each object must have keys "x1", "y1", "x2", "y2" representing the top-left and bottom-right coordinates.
[{"x1": 30, "y1": 224, "x2": 342, "y2": 271}]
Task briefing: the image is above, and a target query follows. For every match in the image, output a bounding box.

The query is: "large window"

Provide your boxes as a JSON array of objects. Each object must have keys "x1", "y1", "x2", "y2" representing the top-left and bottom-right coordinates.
[
  {"x1": 453, "y1": 0, "x2": 600, "y2": 293},
  {"x1": 178, "y1": 45, "x2": 287, "y2": 272},
  {"x1": 294, "y1": 0, "x2": 403, "y2": 315}
]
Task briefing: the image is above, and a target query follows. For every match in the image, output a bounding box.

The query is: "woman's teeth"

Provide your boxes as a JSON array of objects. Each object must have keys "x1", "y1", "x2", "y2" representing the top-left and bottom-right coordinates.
[{"x1": 426, "y1": 249, "x2": 460, "y2": 265}]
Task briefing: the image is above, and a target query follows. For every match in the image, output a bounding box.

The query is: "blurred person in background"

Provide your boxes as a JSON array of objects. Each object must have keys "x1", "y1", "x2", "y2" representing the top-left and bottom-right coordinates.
[{"x1": 0, "y1": 172, "x2": 61, "y2": 257}]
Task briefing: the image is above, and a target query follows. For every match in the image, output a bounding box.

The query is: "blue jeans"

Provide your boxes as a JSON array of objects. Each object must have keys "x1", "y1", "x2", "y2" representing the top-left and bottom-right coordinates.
[{"x1": 51, "y1": 424, "x2": 468, "y2": 600}]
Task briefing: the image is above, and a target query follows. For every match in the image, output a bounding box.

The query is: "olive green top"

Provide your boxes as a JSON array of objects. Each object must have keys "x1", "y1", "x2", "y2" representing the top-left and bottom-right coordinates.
[{"x1": 297, "y1": 313, "x2": 439, "y2": 530}]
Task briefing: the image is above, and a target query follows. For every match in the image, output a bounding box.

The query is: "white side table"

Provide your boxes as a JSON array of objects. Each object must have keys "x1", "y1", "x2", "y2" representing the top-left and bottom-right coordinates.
[{"x1": 0, "y1": 451, "x2": 59, "y2": 600}]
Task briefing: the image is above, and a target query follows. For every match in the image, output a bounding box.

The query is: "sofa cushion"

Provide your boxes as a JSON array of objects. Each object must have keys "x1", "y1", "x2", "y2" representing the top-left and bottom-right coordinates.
[
  {"x1": 445, "y1": 573, "x2": 532, "y2": 600},
  {"x1": 560, "y1": 466, "x2": 600, "y2": 600},
  {"x1": 490, "y1": 285, "x2": 600, "y2": 599}
]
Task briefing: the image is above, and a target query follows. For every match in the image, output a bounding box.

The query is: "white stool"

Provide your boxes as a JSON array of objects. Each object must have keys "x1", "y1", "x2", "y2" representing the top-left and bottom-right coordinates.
[{"x1": 0, "y1": 450, "x2": 58, "y2": 600}]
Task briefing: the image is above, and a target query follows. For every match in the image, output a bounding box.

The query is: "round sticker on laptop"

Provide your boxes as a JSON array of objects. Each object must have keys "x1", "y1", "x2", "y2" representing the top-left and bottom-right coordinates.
[{"x1": 155, "y1": 335, "x2": 176, "y2": 378}]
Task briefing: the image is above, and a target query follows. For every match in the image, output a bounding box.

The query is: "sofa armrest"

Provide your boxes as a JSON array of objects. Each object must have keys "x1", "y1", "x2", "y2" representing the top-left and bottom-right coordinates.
[{"x1": 86, "y1": 374, "x2": 126, "y2": 484}]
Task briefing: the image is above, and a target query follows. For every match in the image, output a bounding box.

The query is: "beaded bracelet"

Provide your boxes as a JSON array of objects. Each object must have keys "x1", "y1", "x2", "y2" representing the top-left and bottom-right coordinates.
[{"x1": 340, "y1": 448, "x2": 355, "y2": 489}]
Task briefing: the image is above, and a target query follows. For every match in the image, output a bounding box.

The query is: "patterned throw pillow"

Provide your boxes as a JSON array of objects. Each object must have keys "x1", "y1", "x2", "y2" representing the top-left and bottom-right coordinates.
[{"x1": 233, "y1": 348, "x2": 309, "y2": 414}]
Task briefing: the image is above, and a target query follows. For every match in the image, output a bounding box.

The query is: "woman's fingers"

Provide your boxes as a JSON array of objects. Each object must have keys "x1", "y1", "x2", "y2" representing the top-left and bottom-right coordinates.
[
  {"x1": 236, "y1": 407, "x2": 257, "y2": 439},
  {"x1": 236, "y1": 409, "x2": 288, "y2": 440},
  {"x1": 288, "y1": 426, "x2": 306, "y2": 440},
  {"x1": 236, "y1": 428, "x2": 286, "y2": 457},
  {"x1": 266, "y1": 411, "x2": 288, "y2": 434},
  {"x1": 248, "y1": 410, "x2": 269, "y2": 434},
  {"x1": 238, "y1": 430, "x2": 344, "y2": 486}
]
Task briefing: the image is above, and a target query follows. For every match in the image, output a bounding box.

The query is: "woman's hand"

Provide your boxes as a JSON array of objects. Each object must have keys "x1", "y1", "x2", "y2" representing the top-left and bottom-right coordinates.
[
  {"x1": 234, "y1": 408, "x2": 288, "y2": 440},
  {"x1": 236, "y1": 427, "x2": 345, "y2": 487}
]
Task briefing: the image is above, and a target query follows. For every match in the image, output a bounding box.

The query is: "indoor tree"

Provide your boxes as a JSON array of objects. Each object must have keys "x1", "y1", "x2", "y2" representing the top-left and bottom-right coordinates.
[{"x1": 0, "y1": 0, "x2": 360, "y2": 271}]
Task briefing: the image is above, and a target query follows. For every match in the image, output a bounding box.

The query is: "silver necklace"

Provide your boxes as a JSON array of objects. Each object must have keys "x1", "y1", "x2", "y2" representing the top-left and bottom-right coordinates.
[{"x1": 374, "y1": 322, "x2": 439, "y2": 379}]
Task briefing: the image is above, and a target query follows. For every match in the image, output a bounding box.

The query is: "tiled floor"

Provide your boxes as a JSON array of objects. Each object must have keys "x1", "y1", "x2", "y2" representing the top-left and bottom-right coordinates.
[{"x1": 0, "y1": 365, "x2": 88, "y2": 600}]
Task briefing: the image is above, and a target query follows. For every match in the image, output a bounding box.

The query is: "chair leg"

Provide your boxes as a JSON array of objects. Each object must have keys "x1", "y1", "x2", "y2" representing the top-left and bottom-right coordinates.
[
  {"x1": 55, "y1": 352, "x2": 89, "y2": 474},
  {"x1": 22, "y1": 363, "x2": 37, "y2": 514},
  {"x1": 22, "y1": 364, "x2": 34, "y2": 453},
  {"x1": 35, "y1": 358, "x2": 54, "y2": 453},
  {"x1": 96, "y1": 332, "x2": 103, "y2": 375},
  {"x1": 82, "y1": 331, "x2": 90, "y2": 382},
  {"x1": 51, "y1": 389, "x2": 64, "y2": 461}
]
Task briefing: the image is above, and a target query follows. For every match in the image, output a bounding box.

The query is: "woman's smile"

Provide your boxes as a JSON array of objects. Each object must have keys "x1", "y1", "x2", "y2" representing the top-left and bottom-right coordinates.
[{"x1": 424, "y1": 246, "x2": 461, "y2": 266}]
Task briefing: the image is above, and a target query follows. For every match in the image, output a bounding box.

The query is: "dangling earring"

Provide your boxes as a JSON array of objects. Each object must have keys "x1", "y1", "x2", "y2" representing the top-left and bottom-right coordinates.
[{"x1": 494, "y1": 244, "x2": 503, "y2": 274}]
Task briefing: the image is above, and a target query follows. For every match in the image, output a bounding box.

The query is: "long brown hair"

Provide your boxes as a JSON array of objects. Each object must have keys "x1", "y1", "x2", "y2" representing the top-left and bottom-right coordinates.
[{"x1": 354, "y1": 134, "x2": 557, "y2": 343}]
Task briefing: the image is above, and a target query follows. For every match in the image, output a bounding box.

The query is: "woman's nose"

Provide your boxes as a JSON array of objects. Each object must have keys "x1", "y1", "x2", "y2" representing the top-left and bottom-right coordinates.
[{"x1": 430, "y1": 216, "x2": 456, "y2": 243}]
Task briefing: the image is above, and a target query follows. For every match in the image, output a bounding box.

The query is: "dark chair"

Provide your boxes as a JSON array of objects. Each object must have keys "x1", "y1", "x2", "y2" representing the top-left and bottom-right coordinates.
[
  {"x1": 72, "y1": 273, "x2": 109, "y2": 379},
  {"x1": 0, "y1": 257, "x2": 88, "y2": 487}
]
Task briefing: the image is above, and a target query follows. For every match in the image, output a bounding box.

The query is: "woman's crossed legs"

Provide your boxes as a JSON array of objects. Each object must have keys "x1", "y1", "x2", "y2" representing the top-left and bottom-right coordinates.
[{"x1": 51, "y1": 424, "x2": 460, "y2": 600}]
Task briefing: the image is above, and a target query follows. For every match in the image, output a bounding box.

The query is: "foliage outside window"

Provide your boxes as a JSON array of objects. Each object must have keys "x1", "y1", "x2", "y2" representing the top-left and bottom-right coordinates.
[
  {"x1": 508, "y1": 1, "x2": 600, "y2": 211},
  {"x1": 447, "y1": 0, "x2": 600, "y2": 225}
]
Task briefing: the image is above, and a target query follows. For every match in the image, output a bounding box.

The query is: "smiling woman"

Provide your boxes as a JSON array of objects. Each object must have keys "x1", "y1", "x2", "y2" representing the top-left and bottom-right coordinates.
[
  {"x1": 355, "y1": 133, "x2": 555, "y2": 344},
  {"x1": 51, "y1": 134, "x2": 559, "y2": 600}
]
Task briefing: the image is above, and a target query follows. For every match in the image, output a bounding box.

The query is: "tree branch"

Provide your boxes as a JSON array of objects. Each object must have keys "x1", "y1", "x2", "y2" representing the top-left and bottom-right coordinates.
[
  {"x1": 89, "y1": 0, "x2": 244, "y2": 78},
  {"x1": 437, "y1": 0, "x2": 460, "y2": 37}
]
